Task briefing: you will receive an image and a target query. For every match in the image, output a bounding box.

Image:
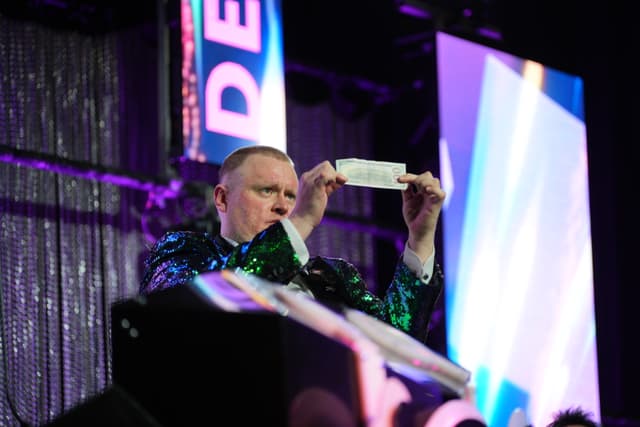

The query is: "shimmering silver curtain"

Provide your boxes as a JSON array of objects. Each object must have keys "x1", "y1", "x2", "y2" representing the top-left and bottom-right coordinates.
[
  {"x1": 0, "y1": 10, "x2": 381, "y2": 427},
  {"x1": 0, "y1": 15, "x2": 147, "y2": 426}
]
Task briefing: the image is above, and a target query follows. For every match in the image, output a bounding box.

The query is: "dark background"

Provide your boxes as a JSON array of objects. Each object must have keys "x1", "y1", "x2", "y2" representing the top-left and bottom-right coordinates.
[{"x1": 1, "y1": 0, "x2": 638, "y2": 424}]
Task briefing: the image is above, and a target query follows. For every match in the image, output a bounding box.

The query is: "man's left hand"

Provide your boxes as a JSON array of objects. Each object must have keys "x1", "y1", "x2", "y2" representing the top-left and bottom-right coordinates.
[{"x1": 397, "y1": 171, "x2": 446, "y2": 262}]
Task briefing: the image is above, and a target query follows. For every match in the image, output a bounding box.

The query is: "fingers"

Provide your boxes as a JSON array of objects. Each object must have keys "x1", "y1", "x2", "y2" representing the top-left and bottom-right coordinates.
[
  {"x1": 327, "y1": 172, "x2": 347, "y2": 194},
  {"x1": 291, "y1": 161, "x2": 343, "y2": 237},
  {"x1": 303, "y1": 161, "x2": 347, "y2": 195},
  {"x1": 399, "y1": 171, "x2": 446, "y2": 202}
]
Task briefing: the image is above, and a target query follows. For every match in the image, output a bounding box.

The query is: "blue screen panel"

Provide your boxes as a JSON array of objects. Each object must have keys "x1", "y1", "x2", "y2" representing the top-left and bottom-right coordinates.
[{"x1": 437, "y1": 31, "x2": 599, "y2": 427}]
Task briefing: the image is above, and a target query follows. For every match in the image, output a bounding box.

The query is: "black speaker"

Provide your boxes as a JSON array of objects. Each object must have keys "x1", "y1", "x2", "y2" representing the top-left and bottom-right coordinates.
[
  {"x1": 111, "y1": 285, "x2": 363, "y2": 426},
  {"x1": 45, "y1": 385, "x2": 162, "y2": 427}
]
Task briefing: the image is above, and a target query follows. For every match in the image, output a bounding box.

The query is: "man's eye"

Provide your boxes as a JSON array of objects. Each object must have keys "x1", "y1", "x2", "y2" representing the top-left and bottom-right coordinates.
[
  {"x1": 260, "y1": 188, "x2": 273, "y2": 195},
  {"x1": 286, "y1": 194, "x2": 296, "y2": 201}
]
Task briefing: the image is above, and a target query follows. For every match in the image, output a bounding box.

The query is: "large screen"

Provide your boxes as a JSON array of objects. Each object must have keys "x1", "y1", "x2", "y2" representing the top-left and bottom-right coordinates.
[
  {"x1": 436, "y1": 31, "x2": 600, "y2": 427},
  {"x1": 179, "y1": 0, "x2": 286, "y2": 165}
]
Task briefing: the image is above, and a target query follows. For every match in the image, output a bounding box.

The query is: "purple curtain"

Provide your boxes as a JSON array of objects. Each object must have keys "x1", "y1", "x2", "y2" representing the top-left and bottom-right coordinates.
[{"x1": 0, "y1": 14, "x2": 153, "y2": 426}]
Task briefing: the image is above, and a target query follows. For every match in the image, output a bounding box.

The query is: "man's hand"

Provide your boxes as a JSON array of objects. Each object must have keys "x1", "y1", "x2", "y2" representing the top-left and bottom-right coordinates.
[
  {"x1": 289, "y1": 161, "x2": 347, "y2": 240},
  {"x1": 398, "y1": 171, "x2": 446, "y2": 262}
]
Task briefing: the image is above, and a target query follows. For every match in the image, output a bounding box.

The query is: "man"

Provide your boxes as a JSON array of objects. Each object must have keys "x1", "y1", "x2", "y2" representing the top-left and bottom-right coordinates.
[
  {"x1": 546, "y1": 407, "x2": 598, "y2": 427},
  {"x1": 140, "y1": 146, "x2": 445, "y2": 343}
]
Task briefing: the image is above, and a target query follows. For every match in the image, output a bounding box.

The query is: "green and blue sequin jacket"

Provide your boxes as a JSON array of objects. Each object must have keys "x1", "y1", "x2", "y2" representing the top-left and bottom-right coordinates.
[{"x1": 140, "y1": 222, "x2": 442, "y2": 344}]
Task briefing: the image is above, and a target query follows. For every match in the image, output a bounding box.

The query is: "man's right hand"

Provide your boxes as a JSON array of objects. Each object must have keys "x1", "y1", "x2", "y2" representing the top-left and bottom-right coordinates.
[{"x1": 289, "y1": 161, "x2": 347, "y2": 240}]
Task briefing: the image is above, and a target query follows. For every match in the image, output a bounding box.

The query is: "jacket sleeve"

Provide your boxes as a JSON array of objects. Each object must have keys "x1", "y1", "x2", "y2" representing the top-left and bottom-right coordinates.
[
  {"x1": 140, "y1": 222, "x2": 304, "y2": 295},
  {"x1": 383, "y1": 260, "x2": 443, "y2": 344},
  {"x1": 316, "y1": 256, "x2": 443, "y2": 344}
]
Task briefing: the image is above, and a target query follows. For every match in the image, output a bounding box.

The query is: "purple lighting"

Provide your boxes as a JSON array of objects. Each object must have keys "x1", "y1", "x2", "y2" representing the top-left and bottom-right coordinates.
[
  {"x1": 475, "y1": 26, "x2": 502, "y2": 41},
  {"x1": 397, "y1": 4, "x2": 432, "y2": 19},
  {"x1": 0, "y1": 145, "x2": 181, "y2": 197}
]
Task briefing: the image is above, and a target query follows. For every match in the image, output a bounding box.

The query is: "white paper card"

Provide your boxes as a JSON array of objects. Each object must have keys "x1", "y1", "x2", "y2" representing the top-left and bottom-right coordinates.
[{"x1": 336, "y1": 158, "x2": 408, "y2": 190}]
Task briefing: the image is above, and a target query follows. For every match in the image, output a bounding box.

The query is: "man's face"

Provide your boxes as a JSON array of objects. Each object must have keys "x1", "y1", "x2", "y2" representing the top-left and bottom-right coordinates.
[{"x1": 215, "y1": 154, "x2": 298, "y2": 242}]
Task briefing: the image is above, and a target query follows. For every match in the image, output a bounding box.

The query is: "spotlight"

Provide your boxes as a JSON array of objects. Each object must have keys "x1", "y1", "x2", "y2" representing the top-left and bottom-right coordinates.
[{"x1": 395, "y1": 0, "x2": 437, "y2": 19}]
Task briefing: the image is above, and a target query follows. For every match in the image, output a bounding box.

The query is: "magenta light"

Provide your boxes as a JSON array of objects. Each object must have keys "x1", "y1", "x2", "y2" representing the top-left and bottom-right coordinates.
[{"x1": 397, "y1": 4, "x2": 432, "y2": 19}]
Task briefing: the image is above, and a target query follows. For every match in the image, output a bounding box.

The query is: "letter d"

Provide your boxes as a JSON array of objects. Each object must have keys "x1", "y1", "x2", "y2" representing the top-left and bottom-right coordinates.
[{"x1": 205, "y1": 62, "x2": 260, "y2": 141}]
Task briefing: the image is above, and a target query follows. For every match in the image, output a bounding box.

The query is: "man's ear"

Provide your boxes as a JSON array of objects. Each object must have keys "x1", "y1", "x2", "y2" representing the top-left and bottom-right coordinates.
[{"x1": 214, "y1": 184, "x2": 228, "y2": 213}]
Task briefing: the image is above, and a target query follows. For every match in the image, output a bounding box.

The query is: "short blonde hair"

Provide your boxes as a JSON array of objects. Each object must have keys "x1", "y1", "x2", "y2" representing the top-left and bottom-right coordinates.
[{"x1": 218, "y1": 146, "x2": 294, "y2": 183}]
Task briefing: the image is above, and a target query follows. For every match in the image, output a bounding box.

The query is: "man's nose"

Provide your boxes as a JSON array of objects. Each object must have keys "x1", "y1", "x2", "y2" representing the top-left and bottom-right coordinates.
[{"x1": 272, "y1": 193, "x2": 290, "y2": 216}]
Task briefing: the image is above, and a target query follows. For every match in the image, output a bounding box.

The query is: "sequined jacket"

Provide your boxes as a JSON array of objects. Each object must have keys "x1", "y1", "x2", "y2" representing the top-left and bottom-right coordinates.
[{"x1": 140, "y1": 222, "x2": 443, "y2": 343}]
